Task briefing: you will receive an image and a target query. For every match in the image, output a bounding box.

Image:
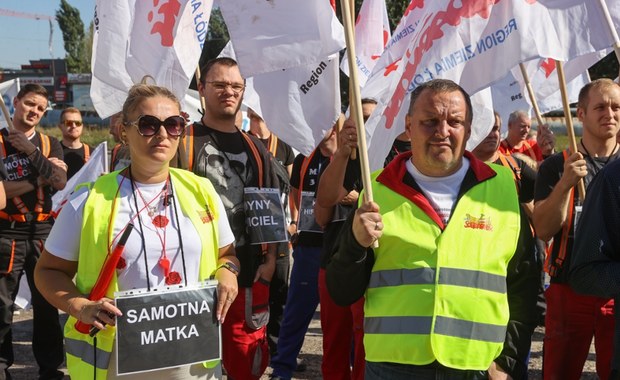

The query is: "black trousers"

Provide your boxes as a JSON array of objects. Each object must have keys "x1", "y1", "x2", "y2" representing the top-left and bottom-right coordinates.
[
  {"x1": 0, "y1": 238, "x2": 64, "y2": 380},
  {"x1": 267, "y1": 245, "x2": 291, "y2": 356}
]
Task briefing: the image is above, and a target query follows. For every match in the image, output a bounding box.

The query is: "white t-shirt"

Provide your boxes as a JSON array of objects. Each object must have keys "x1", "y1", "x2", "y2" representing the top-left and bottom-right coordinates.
[
  {"x1": 45, "y1": 176, "x2": 234, "y2": 291},
  {"x1": 406, "y1": 158, "x2": 470, "y2": 225}
]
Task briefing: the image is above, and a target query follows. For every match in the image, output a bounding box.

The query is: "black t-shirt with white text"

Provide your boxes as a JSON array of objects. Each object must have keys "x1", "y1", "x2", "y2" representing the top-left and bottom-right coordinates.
[{"x1": 1, "y1": 131, "x2": 63, "y2": 239}]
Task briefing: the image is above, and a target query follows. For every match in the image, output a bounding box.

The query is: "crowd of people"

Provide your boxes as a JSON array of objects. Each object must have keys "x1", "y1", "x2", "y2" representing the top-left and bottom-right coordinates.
[{"x1": 0, "y1": 58, "x2": 618, "y2": 380}]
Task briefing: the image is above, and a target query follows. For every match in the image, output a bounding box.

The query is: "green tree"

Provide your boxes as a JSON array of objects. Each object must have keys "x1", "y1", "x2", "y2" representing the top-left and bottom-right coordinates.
[
  {"x1": 83, "y1": 21, "x2": 94, "y2": 72},
  {"x1": 56, "y1": 0, "x2": 88, "y2": 73}
]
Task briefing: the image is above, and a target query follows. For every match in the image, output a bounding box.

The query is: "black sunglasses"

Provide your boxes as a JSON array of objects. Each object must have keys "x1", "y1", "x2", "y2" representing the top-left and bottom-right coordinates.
[{"x1": 125, "y1": 115, "x2": 186, "y2": 137}]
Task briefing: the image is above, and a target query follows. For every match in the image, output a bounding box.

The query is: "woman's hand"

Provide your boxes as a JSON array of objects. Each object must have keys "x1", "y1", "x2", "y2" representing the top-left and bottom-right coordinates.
[
  {"x1": 70, "y1": 297, "x2": 122, "y2": 331},
  {"x1": 214, "y1": 266, "x2": 239, "y2": 324}
]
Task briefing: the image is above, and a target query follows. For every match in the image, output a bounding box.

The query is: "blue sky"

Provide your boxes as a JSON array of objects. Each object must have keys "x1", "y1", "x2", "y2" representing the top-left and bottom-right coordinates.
[{"x1": 0, "y1": 0, "x2": 95, "y2": 69}]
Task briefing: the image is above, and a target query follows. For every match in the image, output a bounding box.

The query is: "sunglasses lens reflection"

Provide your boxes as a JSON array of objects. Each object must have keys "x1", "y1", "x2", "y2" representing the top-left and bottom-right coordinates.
[{"x1": 137, "y1": 115, "x2": 185, "y2": 137}]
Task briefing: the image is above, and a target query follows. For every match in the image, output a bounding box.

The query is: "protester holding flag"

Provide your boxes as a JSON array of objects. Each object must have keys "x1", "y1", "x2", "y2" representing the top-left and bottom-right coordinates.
[
  {"x1": 314, "y1": 121, "x2": 367, "y2": 380},
  {"x1": 327, "y1": 79, "x2": 538, "y2": 379},
  {"x1": 35, "y1": 83, "x2": 238, "y2": 379},
  {"x1": 58, "y1": 107, "x2": 92, "y2": 179},
  {"x1": 184, "y1": 57, "x2": 279, "y2": 380},
  {"x1": 499, "y1": 110, "x2": 555, "y2": 163},
  {"x1": 0, "y1": 83, "x2": 67, "y2": 380},
  {"x1": 271, "y1": 124, "x2": 339, "y2": 380},
  {"x1": 534, "y1": 78, "x2": 620, "y2": 380}
]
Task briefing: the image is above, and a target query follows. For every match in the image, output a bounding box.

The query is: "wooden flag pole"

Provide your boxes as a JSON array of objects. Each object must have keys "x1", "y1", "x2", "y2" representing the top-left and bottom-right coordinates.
[
  {"x1": 519, "y1": 63, "x2": 545, "y2": 128},
  {"x1": 340, "y1": 0, "x2": 374, "y2": 204},
  {"x1": 555, "y1": 60, "x2": 586, "y2": 201},
  {"x1": 597, "y1": 0, "x2": 620, "y2": 63}
]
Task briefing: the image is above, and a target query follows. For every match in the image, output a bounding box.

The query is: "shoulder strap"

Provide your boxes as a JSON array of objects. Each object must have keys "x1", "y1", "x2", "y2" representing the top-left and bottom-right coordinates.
[
  {"x1": 183, "y1": 124, "x2": 195, "y2": 172},
  {"x1": 40, "y1": 133, "x2": 50, "y2": 157},
  {"x1": 83, "y1": 144, "x2": 90, "y2": 162},
  {"x1": 240, "y1": 132, "x2": 263, "y2": 188},
  {"x1": 268, "y1": 135, "x2": 278, "y2": 156},
  {"x1": 545, "y1": 149, "x2": 575, "y2": 277},
  {"x1": 522, "y1": 140, "x2": 538, "y2": 161},
  {"x1": 498, "y1": 154, "x2": 522, "y2": 182},
  {"x1": 0, "y1": 134, "x2": 6, "y2": 159}
]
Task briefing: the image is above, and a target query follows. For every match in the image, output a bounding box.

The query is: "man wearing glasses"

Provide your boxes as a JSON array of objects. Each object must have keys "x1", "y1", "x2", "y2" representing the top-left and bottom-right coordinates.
[
  {"x1": 183, "y1": 57, "x2": 279, "y2": 380},
  {"x1": 58, "y1": 107, "x2": 92, "y2": 179}
]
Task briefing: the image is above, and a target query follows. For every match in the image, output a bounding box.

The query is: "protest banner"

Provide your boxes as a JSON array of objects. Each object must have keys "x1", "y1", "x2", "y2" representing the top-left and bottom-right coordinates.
[
  {"x1": 115, "y1": 282, "x2": 220, "y2": 375},
  {"x1": 340, "y1": 0, "x2": 391, "y2": 87},
  {"x1": 219, "y1": 0, "x2": 345, "y2": 77},
  {"x1": 244, "y1": 187, "x2": 288, "y2": 244},
  {"x1": 91, "y1": 0, "x2": 212, "y2": 118},
  {"x1": 51, "y1": 141, "x2": 108, "y2": 216},
  {"x1": 361, "y1": 0, "x2": 620, "y2": 171},
  {"x1": 297, "y1": 191, "x2": 322, "y2": 233}
]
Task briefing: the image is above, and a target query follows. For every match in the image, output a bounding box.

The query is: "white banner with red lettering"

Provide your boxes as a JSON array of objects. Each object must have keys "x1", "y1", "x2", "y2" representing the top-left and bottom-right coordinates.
[
  {"x1": 91, "y1": 0, "x2": 212, "y2": 118},
  {"x1": 512, "y1": 50, "x2": 607, "y2": 109},
  {"x1": 362, "y1": 0, "x2": 620, "y2": 171},
  {"x1": 219, "y1": 0, "x2": 345, "y2": 78},
  {"x1": 340, "y1": 0, "x2": 391, "y2": 87}
]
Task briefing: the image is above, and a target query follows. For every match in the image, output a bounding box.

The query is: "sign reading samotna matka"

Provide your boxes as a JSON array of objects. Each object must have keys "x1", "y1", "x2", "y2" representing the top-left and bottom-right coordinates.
[
  {"x1": 244, "y1": 187, "x2": 288, "y2": 244},
  {"x1": 114, "y1": 282, "x2": 220, "y2": 375}
]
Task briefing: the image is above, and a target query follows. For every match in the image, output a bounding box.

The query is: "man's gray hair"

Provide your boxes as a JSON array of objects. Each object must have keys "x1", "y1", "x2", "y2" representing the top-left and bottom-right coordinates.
[{"x1": 507, "y1": 110, "x2": 530, "y2": 126}]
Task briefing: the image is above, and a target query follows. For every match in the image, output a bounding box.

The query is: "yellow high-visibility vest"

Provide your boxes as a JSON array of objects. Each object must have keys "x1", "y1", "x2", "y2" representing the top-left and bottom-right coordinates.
[{"x1": 64, "y1": 168, "x2": 221, "y2": 379}]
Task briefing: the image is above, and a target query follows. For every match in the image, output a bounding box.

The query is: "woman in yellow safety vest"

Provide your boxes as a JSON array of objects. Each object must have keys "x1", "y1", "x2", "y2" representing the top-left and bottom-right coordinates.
[{"x1": 34, "y1": 83, "x2": 239, "y2": 379}]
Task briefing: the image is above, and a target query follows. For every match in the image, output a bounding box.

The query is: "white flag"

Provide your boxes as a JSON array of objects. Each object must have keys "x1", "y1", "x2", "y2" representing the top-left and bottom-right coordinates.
[
  {"x1": 219, "y1": 0, "x2": 345, "y2": 77},
  {"x1": 361, "y1": 0, "x2": 620, "y2": 171},
  {"x1": 91, "y1": 0, "x2": 212, "y2": 118},
  {"x1": 52, "y1": 141, "x2": 108, "y2": 216},
  {"x1": 490, "y1": 73, "x2": 532, "y2": 136},
  {"x1": 219, "y1": 43, "x2": 341, "y2": 156},
  {"x1": 511, "y1": 51, "x2": 607, "y2": 109},
  {"x1": 369, "y1": 0, "x2": 425, "y2": 79},
  {"x1": 251, "y1": 56, "x2": 341, "y2": 156},
  {"x1": 340, "y1": 0, "x2": 391, "y2": 87},
  {"x1": 0, "y1": 79, "x2": 20, "y2": 130}
]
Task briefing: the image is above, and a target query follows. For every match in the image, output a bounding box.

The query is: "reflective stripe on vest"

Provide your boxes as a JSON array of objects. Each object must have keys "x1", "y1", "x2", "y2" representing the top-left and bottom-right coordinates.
[
  {"x1": 64, "y1": 168, "x2": 221, "y2": 379},
  {"x1": 365, "y1": 315, "x2": 506, "y2": 343},
  {"x1": 369, "y1": 267, "x2": 506, "y2": 294},
  {"x1": 65, "y1": 337, "x2": 111, "y2": 370},
  {"x1": 363, "y1": 164, "x2": 520, "y2": 370}
]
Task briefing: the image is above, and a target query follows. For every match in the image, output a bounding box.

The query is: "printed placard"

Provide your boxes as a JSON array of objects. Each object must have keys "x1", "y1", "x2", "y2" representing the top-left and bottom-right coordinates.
[
  {"x1": 114, "y1": 282, "x2": 220, "y2": 375},
  {"x1": 298, "y1": 191, "x2": 322, "y2": 233},
  {"x1": 244, "y1": 187, "x2": 288, "y2": 244}
]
